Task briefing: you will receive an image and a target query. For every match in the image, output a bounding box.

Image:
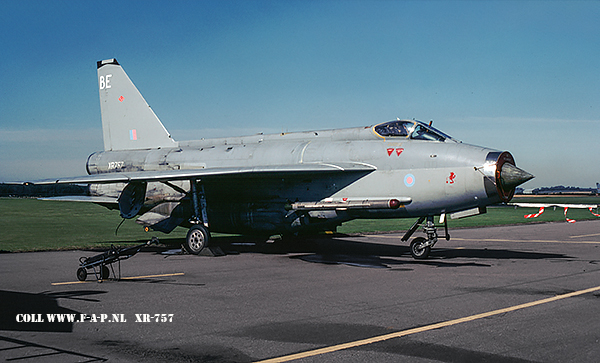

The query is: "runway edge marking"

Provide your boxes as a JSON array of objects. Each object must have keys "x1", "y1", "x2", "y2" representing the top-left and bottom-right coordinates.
[
  {"x1": 51, "y1": 272, "x2": 185, "y2": 285},
  {"x1": 570, "y1": 232, "x2": 600, "y2": 239},
  {"x1": 254, "y1": 285, "x2": 600, "y2": 363},
  {"x1": 452, "y1": 237, "x2": 600, "y2": 244}
]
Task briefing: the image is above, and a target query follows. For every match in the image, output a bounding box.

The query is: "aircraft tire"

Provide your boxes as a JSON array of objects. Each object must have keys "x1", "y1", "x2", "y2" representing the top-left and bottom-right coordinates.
[
  {"x1": 77, "y1": 267, "x2": 87, "y2": 281},
  {"x1": 184, "y1": 225, "x2": 210, "y2": 255},
  {"x1": 410, "y1": 237, "x2": 431, "y2": 259},
  {"x1": 101, "y1": 266, "x2": 110, "y2": 280}
]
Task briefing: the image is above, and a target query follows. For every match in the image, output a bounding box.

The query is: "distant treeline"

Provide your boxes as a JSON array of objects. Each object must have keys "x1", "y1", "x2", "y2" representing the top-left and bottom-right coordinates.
[
  {"x1": 523, "y1": 183, "x2": 600, "y2": 195},
  {"x1": 0, "y1": 183, "x2": 89, "y2": 197}
]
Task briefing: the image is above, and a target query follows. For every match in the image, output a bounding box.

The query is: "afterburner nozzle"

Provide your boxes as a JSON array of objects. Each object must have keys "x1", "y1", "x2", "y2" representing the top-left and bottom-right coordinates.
[{"x1": 499, "y1": 163, "x2": 535, "y2": 190}]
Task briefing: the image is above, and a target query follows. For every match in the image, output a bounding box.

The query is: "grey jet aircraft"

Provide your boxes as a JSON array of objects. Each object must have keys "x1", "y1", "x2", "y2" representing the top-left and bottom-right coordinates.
[{"x1": 34, "y1": 58, "x2": 534, "y2": 259}]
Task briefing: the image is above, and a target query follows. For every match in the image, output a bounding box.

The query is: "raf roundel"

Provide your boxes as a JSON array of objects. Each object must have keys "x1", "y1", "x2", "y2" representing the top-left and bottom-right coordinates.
[{"x1": 404, "y1": 174, "x2": 415, "y2": 187}]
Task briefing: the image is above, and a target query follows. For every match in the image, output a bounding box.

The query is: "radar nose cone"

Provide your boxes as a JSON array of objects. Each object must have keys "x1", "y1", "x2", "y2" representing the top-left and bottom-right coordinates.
[{"x1": 500, "y1": 163, "x2": 535, "y2": 190}]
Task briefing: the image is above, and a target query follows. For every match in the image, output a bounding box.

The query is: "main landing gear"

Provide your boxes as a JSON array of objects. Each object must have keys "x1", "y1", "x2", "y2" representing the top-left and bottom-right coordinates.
[
  {"x1": 183, "y1": 180, "x2": 212, "y2": 255},
  {"x1": 401, "y1": 215, "x2": 450, "y2": 259},
  {"x1": 184, "y1": 224, "x2": 210, "y2": 254}
]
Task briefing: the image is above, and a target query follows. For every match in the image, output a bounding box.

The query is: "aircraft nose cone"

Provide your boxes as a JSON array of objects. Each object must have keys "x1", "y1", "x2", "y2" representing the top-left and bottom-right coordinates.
[
  {"x1": 487, "y1": 151, "x2": 534, "y2": 203},
  {"x1": 499, "y1": 163, "x2": 535, "y2": 190}
]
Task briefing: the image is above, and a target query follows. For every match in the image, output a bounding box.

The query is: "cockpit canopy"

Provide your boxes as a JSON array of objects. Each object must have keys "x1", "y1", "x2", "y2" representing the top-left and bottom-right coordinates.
[{"x1": 373, "y1": 120, "x2": 454, "y2": 142}]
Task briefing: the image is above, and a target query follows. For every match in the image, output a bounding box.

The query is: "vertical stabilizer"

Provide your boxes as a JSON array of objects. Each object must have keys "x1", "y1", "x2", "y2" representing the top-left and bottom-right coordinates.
[{"x1": 97, "y1": 59, "x2": 177, "y2": 151}]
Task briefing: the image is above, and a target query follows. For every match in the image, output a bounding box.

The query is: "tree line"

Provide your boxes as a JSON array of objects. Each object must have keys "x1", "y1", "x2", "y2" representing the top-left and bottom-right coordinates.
[{"x1": 0, "y1": 184, "x2": 89, "y2": 197}]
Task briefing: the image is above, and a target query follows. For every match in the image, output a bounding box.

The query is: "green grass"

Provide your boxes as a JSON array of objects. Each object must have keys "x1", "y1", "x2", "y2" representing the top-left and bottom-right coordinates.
[
  {"x1": 1, "y1": 196, "x2": 599, "y2": 252},
  {"x1": 0, "y1": 198, "x2": 187, "y2": 252}
]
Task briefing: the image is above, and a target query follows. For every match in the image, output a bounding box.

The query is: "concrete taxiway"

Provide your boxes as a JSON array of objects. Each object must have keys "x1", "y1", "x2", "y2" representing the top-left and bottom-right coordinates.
[{"x1": 2, "y1": 220, "x2": 600, "y2": 362}]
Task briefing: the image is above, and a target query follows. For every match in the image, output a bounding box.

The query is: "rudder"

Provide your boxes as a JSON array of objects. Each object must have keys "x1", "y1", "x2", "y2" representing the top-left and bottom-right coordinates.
[{"x1": 97, "y1": 58, "x2": 177, "y2": 151}]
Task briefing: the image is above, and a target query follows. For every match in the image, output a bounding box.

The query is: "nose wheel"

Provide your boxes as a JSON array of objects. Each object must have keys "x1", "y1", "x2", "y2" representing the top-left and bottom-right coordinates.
[
  {"x1": 403, "y1": 215, "x2": 449, "y2": 259},
  {"x1": 409, "y1": 237, "x2": 431, "y2": 259}
]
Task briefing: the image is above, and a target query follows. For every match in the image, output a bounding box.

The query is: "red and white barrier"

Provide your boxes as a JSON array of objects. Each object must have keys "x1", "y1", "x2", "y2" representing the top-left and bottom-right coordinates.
[
  {"x1": 521, "y1": 205, "x2": 600, "y2": 223},
  {"x1": 563, "y1": 207, "x2": 576, "y2": 223},
  {"x1": 524, "y1": 207, "x2": 544, "y2": 219}
]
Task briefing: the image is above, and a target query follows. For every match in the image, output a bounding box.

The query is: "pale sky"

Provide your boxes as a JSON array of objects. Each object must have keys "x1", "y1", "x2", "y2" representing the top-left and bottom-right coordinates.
[{"x1": 1, "y1": 0, "x2": 599, "y2": 189}]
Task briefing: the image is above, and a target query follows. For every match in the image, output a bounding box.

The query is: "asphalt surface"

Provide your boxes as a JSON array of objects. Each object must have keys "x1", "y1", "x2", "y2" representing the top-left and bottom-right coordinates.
[{"x1": 2, "y1": 220, "x2": 600, "y2": 362}]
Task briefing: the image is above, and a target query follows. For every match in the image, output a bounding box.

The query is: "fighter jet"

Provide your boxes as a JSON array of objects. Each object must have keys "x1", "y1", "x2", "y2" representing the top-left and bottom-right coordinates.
[{"x1": 34, "y1": 58, "x2": 534, "y2": 259}]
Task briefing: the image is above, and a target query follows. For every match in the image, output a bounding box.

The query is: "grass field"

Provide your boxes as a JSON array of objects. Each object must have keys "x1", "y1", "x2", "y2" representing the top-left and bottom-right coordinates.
[
  {"x1": 0, "y1": 198, "x2": 188, "y2": 252},
  {"x1": 1, "y1": 196, "x2": 599, "y2": 252}
]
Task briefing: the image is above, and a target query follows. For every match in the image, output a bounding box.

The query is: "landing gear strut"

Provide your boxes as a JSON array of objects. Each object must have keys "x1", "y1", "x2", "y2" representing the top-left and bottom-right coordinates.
[
  {"x1": 184, "y1": 180, "x2": 211, "y2": 255},
  {"x1": 402, "y1": 215, "x2": 449, "y2": 259}
]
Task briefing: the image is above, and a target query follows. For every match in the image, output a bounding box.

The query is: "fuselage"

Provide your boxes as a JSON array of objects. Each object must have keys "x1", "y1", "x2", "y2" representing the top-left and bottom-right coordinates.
[{"x1": 86, "y1": 120, "x2": 509, "y2": 235}]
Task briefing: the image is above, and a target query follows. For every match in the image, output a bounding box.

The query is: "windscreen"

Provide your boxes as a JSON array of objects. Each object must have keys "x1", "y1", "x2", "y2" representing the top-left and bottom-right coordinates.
[
  {"x1": 374, "y1": 120, "x2": 452, "y2": 142},
  {"x1": 373, "y1": 121, "x2": 414, "y2": 137}
]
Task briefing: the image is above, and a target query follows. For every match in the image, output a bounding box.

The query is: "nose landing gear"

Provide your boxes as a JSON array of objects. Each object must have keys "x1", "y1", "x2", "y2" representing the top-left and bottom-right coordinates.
[{"x1": 402, "y1": 215, "x2": 450, "y2": 259}]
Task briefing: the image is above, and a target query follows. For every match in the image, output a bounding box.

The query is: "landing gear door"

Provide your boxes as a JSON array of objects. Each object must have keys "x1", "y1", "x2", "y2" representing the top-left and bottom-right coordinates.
[{"x1": 118, "y1": 181, "x2": 147, "y2": 219}]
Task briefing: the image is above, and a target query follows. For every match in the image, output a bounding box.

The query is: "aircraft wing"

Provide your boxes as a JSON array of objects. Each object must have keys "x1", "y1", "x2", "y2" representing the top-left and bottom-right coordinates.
[
  {"x1": 39, "y1": 196, "x2": 119, "y2": 204},
  {"x1": 27, "y1": 162, "x2": 377, "y2": 185}
]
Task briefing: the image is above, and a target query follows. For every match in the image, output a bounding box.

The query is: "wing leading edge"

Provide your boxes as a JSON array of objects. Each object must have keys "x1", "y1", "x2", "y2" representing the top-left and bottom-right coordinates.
[
  {"x1": 39, "y1": 196, "x2": 119, "y2": 204},
  {"x1": 28, "y1": 162, "x2": 377, "y2": 185}
]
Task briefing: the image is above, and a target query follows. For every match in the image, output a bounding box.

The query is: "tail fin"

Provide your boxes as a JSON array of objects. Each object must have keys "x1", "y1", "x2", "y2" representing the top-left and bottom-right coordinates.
[{"x1": 97, "y1": 59, "x2": 177, "y2": 151}]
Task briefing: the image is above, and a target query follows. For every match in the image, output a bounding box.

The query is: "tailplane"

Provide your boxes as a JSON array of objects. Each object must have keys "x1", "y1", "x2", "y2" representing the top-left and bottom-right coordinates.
[{"x1": 97, "y1": 59, "x2": 177, "y2": 151}]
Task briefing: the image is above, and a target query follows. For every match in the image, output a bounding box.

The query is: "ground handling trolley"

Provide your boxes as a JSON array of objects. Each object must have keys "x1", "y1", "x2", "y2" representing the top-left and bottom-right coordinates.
[{"x1": 76, "y1": 238, "x2": 159, "y2": 282}]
